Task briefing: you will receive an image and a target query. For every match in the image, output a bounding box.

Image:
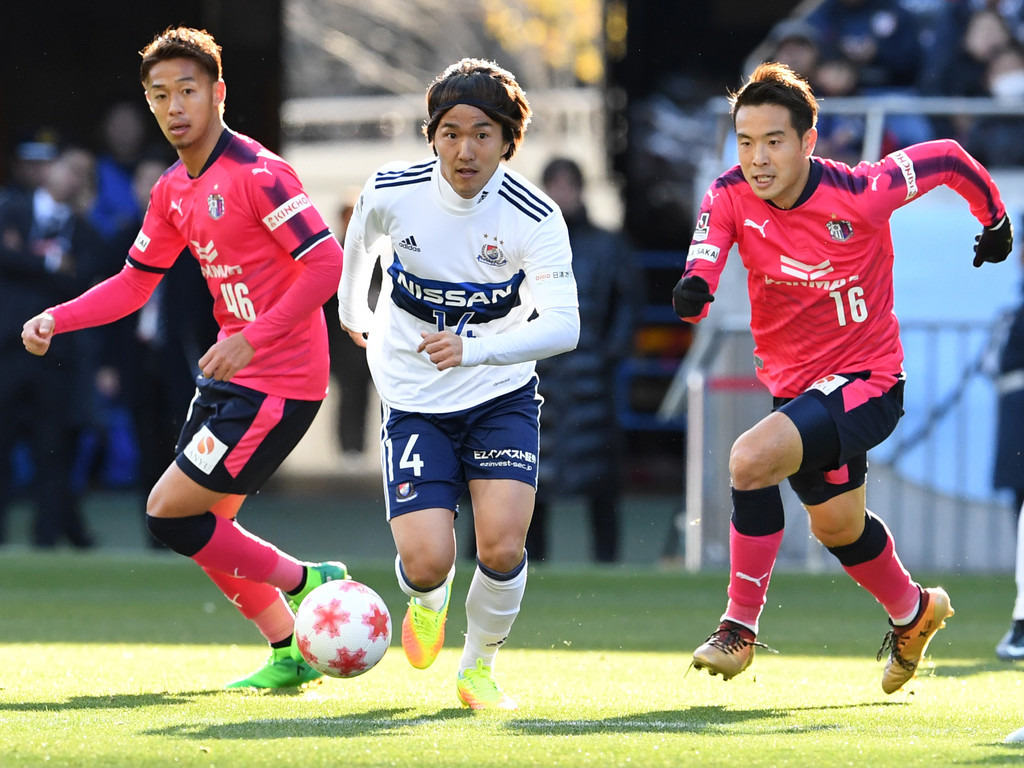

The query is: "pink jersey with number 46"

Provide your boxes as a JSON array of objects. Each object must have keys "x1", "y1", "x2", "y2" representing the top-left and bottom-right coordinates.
[
  {"x1": 131, "y1": 130, "x2": 338, "y2": 400},
  {"x1": 683, "y1": 139, "x2": 1006, "y2": 398}
]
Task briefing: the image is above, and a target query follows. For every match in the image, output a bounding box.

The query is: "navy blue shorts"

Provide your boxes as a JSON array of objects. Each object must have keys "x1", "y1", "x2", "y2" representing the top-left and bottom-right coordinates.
[
  {"x1": 175, "y1": 377, "x2": 321, "y2": 495},
  {"x1": 380, "y1": 378, "x2": 541, "y2": 520},
  {"x1": 775, "y1": 371, "x2": 905, "y2": 506}
]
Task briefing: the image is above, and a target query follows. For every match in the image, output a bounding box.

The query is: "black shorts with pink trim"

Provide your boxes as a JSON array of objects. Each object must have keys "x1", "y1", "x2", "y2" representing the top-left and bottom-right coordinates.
[
  {"x1": 174, "y1": 377, "x2": 321, "y2": 494},
  {"x1": 774, "y1": 371, "x2": 905, "y2": 506}
]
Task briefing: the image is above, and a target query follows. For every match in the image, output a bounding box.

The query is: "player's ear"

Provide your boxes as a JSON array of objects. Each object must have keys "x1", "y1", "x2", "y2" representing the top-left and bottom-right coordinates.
[
  {"x1": 803, "y1": 126, "x2": 818, "y2": 157},
  {"x1": 214, "y1": 79, "x2": 227, "y2": 109}
]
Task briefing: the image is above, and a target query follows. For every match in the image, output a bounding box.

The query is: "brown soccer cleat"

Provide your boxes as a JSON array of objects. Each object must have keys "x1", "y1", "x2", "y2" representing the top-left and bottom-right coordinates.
[
  {"x1": 691, "y1": 620, "x2": 776, "y2": 680},
  {"x1": 877, "y1": 586, "x2": 954, "y2": 694}
]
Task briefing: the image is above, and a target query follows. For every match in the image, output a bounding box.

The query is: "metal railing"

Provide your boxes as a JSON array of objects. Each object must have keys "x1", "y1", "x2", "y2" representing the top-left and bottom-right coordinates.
[{"x1": 664, "y1": 322, "x2": 1016, "y2": 574}]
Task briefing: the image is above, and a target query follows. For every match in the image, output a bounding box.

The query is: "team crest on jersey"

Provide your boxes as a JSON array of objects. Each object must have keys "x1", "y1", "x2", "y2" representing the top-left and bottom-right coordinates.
[
  {"x1": 396, "y1": 482, "x2": 417, "y2": 501},
  {"x1": 207, "y1": 193, "x2": 225, "y2": 220},
  {"x1": 478, "y1": 243, "x2": 507, "y2": 267},
  {"x1": 826, "y1": 219, "x2": 854, "y2": 242}
]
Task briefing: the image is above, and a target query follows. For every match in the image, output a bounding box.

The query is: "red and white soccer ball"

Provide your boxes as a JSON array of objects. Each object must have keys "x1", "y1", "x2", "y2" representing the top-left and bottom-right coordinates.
[{"x1": 294, "y1": 579, "x2": 392, "y2": 678}]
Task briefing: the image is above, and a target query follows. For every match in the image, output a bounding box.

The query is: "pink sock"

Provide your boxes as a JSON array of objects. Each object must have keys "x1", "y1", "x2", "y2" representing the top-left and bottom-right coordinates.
[
  {"x1": 842, "y1": 536, "x2": 920, "y2": 622},
  {"x1": 725, "y1": 524, "x2": 784, "y2": 633},
  {"x1": 204, "y1": 567, "x2": 294, "y2": 643},
  {"x1": 192, "y1": 515, "x2": 304, "y2": 592}
]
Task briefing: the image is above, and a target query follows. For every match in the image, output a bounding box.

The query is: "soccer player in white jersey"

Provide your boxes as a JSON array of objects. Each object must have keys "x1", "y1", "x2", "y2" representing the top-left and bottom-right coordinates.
[
  {"x1": 337, "y1": 58, "x2": 580, "y2": 709},
  {"x1": 676, "y1": 62, "x2": 1013, "y2": 694}
]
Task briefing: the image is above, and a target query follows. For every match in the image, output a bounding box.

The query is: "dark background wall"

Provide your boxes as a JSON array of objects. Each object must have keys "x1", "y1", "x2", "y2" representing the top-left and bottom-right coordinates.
[{"x1": 0, "y1": 0, "x2": 283, "y2": 182}]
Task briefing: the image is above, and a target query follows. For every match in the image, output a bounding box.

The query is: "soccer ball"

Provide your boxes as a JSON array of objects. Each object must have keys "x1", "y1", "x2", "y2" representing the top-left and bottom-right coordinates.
[{"x1": 293, "y1": 579, "x2": 392, "y2": 678}]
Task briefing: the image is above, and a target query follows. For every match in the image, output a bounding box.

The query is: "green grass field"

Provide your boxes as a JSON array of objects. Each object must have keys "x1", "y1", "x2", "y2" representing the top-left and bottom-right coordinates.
[{"x1": 1, "y1": 552, "x2": 1022, "y2": 767}]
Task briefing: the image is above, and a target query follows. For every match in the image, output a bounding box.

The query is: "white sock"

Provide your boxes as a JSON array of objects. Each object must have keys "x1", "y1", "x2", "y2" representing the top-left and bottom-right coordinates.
[
  {"x1": 459, "y1": 557, "x2": 527, "y2": 675},
  {"x1": 394, "y1": 554, "x2": 453, "y2": 613},
  {"x1": 1014, "y1": 509, "x2": 1024, "y2": 621}
]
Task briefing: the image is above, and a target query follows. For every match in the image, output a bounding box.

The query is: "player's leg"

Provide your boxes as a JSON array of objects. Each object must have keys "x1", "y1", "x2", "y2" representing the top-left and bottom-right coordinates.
[
  {"x1": 691, "y1": 409, "x2": 799, "y2": 680},
  {"x1": 381, "y1": 404, "x2": 461, "y2": 671},
  {"x1": 391, "y1": 507, "x2": 457, "y2": 669},
  {"x1": 146, "y1": 379, "x2": 347, "y2": 688},
  {"x1": 815, "y1": 495, "x2": 953, "y2": 694},
  {"x1": 455, "y1": 477, "x2": 531, "y2": 710},
  {"x1": 791, "y1": 371, "x2": 952, "y2": 693},
  {"x1": 997, "y1": 496, "x2": 1024, "y2": 660},
  {"x1": 453, "y1": 379, "x2": 540, "y2": 709}
]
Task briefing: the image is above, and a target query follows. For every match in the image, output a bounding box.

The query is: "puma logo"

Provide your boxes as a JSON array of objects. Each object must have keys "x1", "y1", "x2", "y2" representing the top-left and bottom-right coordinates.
[
  {"x1": 743, "y1": 218, "x2": 769, "y2": 238},
  {"x1": 170, "y1": 199, "x2": 183, "y2": 216},
  {"x1": 869, "y1": 174, "x2": 882, "y2": 191},
  {"x1": 251, "y1": 162, "x2": 272, "y2": 176},
  {"x1": 735, "y1": 571, "x2": 769, "y2": 587}
]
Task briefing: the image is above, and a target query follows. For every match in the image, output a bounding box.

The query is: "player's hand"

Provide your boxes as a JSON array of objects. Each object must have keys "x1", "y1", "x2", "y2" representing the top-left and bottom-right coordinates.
[
  {"x1": 973, "y1": 213, "x2": 1013, "y2": 268},
  {"x1": 22, "y1": 312, "x2": 55, "y2": 356},
  {"x1": 341, "y1": 323, "x2": 368, "y2": 349},
  {"x1": 672, "y1": 275, "x2": 715, "y2": 318},
  {"x1": 418, "y1": 330, "x2": 463, "y2": 371},
  {"x1": 199, "y1": 333, "x2": 255, "y2": 382}
]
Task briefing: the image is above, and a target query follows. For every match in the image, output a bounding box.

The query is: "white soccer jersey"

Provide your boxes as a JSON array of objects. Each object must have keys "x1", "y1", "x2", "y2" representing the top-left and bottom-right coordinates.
[{"x1": 338, "y1": 158, "x2": 579, "y2": 413}]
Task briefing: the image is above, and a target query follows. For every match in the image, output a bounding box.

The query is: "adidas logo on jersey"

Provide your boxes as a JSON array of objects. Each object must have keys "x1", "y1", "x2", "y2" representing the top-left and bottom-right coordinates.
[{"x1": 397, "y1": 235, "x2": 421, "y2": 252}]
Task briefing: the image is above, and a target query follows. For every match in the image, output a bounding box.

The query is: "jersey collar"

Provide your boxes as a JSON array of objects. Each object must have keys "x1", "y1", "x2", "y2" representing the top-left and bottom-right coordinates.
[
  {"x1": 433, "y1": 161, "x2": 505, "y2": 213},
  {"x1": 188, "y1": 128, "x2": 233, "y2": 179},
  {"x1": 768, "y1": 157, "x2": 822, "y2": 210}
]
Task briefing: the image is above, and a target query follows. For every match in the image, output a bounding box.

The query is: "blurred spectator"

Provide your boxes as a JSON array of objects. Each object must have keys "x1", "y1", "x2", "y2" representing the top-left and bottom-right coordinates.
[
  {"x1": 804, "y1": 0, "x2": 925, "y2": 90},
  {"x1": 3, "y1": 127, "x2": 61, "y2": 198},
  {"x1": 804, "y1": 0, "x2": 935, "y2": 152},
  {"x1": 764, "y1": 19, "x2": 822, "y2": 80},
  {"x1": 965, "y1": 43, "x2": 1024, "y2": 166},
  {"x1": 0, "y1": 146, "x2": 102, "y2": 547},
  {"x1": 323, "y1": 195, "x2": 381, "y2": 465},
  {"x1": 528, "y1": 157, "x2": 641, "y2": 563},
  {"x1": 106, "y1": 156, "x2": 216, "y2": 546},
  {"x1": 89, "y1": 102, "x2": 151, "y2": 242}
]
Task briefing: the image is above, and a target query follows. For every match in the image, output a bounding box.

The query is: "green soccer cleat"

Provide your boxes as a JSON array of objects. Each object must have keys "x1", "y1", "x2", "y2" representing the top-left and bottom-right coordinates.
[
  {"x1": 288, "y1": 561, "x2": 349, "y2": 612},
  {"x1": 456, "y1": 658, "x2": 518, "y2": 710},
  {"x1": 401, "y1": 583, "x2": 451, "y2": 670},
  {"x1": 225, "y1": 644, "x2": 322, "y2": 689}
]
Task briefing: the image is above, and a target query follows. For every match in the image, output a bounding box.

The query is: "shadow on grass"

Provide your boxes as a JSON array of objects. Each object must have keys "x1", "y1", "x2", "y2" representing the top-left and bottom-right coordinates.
[
  {"x1": 0, "y1": 690, "x2": 224, "y2": 712},
  {"x1": 932, "y1": 659, "x2": 1024, "y2": 678},
  {"x1": 958, "y1": 747, "x2": 1024, "y2": 766},
  {"x1": 143, "y1": 706, "x2": 474, "y2": 739},
  {"x1": 504, "y1": 701, "x2": 908, "y2": 736}
]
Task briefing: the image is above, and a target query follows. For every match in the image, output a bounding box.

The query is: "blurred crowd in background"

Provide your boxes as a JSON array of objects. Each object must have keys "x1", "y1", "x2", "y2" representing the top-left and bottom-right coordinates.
[
  {"x1": 625, "y1": 0, "x2": 1024, "y2": 249},
  {"x1": 4, "y1": 0, "x2": 1024, "y2": 556}
]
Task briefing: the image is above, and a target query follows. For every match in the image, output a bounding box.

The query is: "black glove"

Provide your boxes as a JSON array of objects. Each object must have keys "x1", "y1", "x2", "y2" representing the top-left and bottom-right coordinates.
[
  {"x1": 672, "y1": 275, "x2": 715, "y2": 318},
  {"x1": 973, "y1": 213, "x2": 1013, "y2": 268}
]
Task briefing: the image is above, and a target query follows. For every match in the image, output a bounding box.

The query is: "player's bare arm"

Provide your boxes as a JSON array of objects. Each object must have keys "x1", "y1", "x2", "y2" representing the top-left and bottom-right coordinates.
[
  {"x1": 199, "y1": 332, "x2": 255, "y2": 381},
  {"x1": 418, "y1": 330, "x2": 463, "y2": 371},
  {"x1": 22, "y1": 312, "x2": 55, "y2": 356}
]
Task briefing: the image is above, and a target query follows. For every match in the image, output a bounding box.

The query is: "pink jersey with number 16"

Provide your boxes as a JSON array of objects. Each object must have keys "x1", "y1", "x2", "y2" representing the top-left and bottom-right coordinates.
[{"x1": 682, "y1": 139, "x2": 1006, "y2": 398}]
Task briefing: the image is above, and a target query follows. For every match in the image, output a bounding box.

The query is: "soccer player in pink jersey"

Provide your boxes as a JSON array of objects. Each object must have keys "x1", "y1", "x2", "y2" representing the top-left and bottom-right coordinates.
[
  {"x1": 676, "y1": 62, "x2": 1013, "y2": 694},
  {"x1": 21, "y1": 27, "x2": 349, "y2": 689}
]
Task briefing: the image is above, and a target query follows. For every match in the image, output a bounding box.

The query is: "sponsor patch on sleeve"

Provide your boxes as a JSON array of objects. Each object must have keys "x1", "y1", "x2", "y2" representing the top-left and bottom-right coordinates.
[
  {"x1": 263, "y1": 193, "x2": 313, "y2": 231},
  {"x1": 888, "y1": 150, "x2": 918, "y2": 200},
  {"x1": 687, "y1": 243, "x2": 721, "y2": 264},
  {"x1": 533, "y1": 269, "x2": 574, "y2": 284},
  {"x1": 133, "y1": 230, "x2": 151, "y2": 252}
]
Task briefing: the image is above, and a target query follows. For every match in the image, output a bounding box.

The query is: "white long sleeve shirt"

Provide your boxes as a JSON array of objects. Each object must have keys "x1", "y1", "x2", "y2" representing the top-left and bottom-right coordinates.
[{"x1": 338, "y1": 158, "x2": 579, "y2": 412}]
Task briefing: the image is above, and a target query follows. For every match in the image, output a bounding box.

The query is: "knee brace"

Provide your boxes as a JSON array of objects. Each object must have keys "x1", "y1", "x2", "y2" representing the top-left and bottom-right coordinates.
[{"x1": 146, "y1": 512, "x2": 217, "y2": 557}]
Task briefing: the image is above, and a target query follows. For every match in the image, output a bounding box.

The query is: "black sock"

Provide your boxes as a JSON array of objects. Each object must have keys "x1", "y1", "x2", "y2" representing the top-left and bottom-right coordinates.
[{"x1": 286, "y1": 568, "x2": 308, "y2": 596}]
